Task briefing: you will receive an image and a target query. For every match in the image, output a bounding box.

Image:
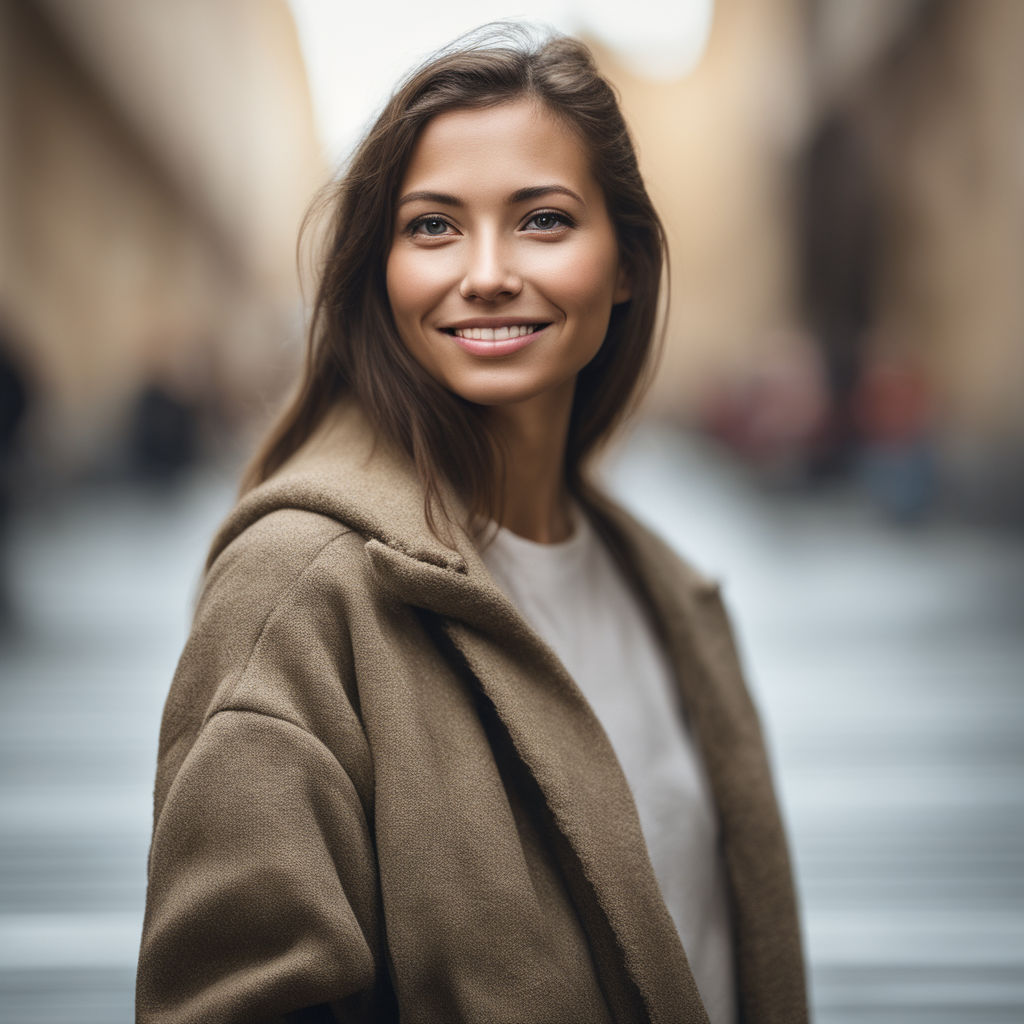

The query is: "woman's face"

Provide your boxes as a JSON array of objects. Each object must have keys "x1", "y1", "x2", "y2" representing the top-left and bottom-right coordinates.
[{"x1": 386, "y1": 98, "x2": 629, "y2": 414}]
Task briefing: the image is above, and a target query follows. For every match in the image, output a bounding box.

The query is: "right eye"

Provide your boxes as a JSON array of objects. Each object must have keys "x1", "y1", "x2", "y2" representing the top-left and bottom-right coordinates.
[{"x1": 409, "y1": 216, "x2": 453, "y2": 237}]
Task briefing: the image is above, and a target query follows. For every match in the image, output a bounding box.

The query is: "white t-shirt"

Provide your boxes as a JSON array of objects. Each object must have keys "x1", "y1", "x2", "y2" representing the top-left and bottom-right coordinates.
[{"x1": 480, "y1": 510, "x2": 737, "y2": 1024}]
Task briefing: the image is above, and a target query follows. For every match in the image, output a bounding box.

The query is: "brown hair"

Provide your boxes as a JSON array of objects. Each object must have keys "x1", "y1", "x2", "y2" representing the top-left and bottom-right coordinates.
[{"x1": 242, "y1": 24, "x2": 667, "y2": 534}]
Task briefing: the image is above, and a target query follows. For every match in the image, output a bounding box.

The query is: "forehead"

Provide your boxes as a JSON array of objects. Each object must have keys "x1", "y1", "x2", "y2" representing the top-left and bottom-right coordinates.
[{"x1": 398, "y1": 99, "x2": 599, "y2": 201}]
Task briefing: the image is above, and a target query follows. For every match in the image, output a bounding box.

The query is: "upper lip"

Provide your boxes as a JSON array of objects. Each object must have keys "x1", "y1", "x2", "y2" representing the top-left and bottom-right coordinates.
[{"x1": 439, "y1": 317, "x2": 551, "y2": 330}]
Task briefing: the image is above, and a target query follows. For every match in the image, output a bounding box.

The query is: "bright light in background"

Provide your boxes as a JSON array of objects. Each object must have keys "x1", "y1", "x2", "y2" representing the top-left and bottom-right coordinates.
[
  {"x1": 287, "y1": 0, "x2": 714, "y2": 169},
  {"x1": 581, "y1": 0, "x2": 714, "y2": 81}
]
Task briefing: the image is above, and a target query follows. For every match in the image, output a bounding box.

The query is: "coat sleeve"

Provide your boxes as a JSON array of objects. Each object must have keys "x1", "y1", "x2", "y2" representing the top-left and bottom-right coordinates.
[
  {"x1": 136, "y1": 513, "x2": 391, "y2": 1023},
  {"x1": 136, "y1": 710, "x2": 385, "y2": 1023}
]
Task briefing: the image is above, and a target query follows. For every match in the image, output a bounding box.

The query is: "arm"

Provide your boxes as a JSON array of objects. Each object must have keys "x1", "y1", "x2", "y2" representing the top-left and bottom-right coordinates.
[
  {"x1": 137, "y1": 710, "x2": 384, "y2": 1024},
  {"x1": 137, "y1": 514, "x2": 391, "y2": 1023}
]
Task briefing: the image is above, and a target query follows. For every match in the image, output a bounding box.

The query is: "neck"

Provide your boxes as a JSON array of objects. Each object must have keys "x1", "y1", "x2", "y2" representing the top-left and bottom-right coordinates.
[{"x1": 484, "y1": 388, "x2": 575, "y2": 544}]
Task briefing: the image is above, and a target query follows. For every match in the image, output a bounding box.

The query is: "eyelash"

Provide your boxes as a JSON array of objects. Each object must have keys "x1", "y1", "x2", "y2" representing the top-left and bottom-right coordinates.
[
  {"x1": 523, "y1": 210, "x2": 574, "y2": 232},
  {"x1": 405, "y1": 209, "x2": 575, "y2": 237},
  {"x1": 406, "y1": 215, "x2": 453, "y2": 237}
]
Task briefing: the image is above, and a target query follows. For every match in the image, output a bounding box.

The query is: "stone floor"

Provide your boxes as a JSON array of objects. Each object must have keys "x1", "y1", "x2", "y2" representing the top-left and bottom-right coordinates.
[
  {"x1": 1, "y1": 422, "x2": 1022, "y2": 1022},
  {"x1": 607, "y1": 424, "x2": 1024, "y2": 1024}
]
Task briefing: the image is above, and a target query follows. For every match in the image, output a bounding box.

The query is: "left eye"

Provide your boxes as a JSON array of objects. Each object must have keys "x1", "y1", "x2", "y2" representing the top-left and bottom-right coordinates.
[
  {"x1": 524, "y1": 212, "x2": 567, "y2": 231},
  {"x1": 414, "y1": 217, "x2": 450, "y2": 236}
]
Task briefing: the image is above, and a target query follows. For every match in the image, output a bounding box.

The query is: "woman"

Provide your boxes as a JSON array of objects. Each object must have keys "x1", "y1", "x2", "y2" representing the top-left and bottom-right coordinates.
[{"x1": 136, "y1": 27, "x2": 806, "y2": 1024}]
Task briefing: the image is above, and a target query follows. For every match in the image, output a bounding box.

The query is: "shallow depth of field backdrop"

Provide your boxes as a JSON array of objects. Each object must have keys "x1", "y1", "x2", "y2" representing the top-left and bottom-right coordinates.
[{"x1": 1, "y1": 1, "x2": 1022, "y2": 1021}]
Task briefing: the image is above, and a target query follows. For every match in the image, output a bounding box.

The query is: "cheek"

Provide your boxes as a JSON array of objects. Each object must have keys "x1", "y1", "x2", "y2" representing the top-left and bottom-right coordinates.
[
  {"x1": 385, "y1": 249, "x2": 448, "y2": 327},
  {"x1": 540, "y1": 238, "x2": 621, "y2": 316}
]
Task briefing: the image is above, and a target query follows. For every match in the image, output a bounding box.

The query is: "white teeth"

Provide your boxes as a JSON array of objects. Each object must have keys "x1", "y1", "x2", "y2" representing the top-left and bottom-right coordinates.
[{"x1": 452, "y1": 325, "x2": 537, "y2": 341}]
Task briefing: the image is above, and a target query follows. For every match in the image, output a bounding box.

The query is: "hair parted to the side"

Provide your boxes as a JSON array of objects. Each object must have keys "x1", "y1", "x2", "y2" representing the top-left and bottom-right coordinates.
[{"x1": 241, "y1": 22, "x2": 668, "y2": 537}]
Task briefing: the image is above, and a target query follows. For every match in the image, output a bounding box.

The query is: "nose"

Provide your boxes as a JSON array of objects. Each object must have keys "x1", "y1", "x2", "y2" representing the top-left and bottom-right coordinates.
[{"x1": 459, "y1": 232, "x2": 522, "y2": 301}]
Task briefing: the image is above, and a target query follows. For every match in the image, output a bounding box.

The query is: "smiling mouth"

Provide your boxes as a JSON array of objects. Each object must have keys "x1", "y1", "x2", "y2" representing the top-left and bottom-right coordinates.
[{"x1": 442, "y1": 324, "x2": 548, "y2": 341}]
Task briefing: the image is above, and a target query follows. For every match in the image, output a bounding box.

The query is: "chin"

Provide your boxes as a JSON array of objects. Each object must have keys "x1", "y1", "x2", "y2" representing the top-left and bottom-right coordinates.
[
  {"x1": 452, "y1": 386, "x2": 544, "y2": 408},
  {"x1": 440, "y1": 370, "x2": 573, "y2": 410}
]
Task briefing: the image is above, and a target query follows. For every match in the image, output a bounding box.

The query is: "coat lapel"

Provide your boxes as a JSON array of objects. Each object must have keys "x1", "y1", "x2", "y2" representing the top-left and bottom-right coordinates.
[
  {"x1": 218, "y1": 403, "x2": 805, "y2": 1022},
  {"x1": 366, "y1": 538, "x2": 708, "y2": 1024},
  {"x1": 590, "y1": 499, "x2": 809, "y2": 1024}
]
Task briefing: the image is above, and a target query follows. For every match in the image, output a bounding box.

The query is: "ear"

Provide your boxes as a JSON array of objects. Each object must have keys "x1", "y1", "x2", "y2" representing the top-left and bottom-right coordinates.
[{"x1": 613, "y1": 261, "x2": 632, "y2": 304}]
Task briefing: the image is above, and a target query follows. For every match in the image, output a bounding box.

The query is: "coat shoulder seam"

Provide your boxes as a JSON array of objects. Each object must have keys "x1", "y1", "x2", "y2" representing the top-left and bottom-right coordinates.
[
  {"x1": 211, "y1": 523, "x2": 357, "y2": 718},
  {"x1": 205, "y1": 704, "x2": 333, "y2": 753}
]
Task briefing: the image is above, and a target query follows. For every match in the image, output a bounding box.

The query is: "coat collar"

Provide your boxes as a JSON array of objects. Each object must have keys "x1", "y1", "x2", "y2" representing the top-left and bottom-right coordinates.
[
  {"x1": 211, "y1": 400, "x2": 804, "y2": 1022},
  {"x1": 210, "y1": 400, "x2": 468, "y2": 575}
]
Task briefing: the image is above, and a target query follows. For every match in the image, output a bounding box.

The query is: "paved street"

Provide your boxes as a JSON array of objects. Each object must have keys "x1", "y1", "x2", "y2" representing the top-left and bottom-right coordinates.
[
  {"x1": 2, "y1": 422, "x2": 1022, "y2": 1022},
  {"x1": 607, "y1": 424, "x2": 1024, "y2": 1024}
]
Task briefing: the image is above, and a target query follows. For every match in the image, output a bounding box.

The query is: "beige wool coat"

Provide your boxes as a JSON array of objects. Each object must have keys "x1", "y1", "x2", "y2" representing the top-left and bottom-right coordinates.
[{"x1": 136, "y1": 401, "x2": 807, "y2": 1024}]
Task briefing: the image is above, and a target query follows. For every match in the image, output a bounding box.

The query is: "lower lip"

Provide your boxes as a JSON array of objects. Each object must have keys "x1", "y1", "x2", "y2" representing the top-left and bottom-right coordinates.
[{"x1": 447, "y1": 325, "x2": 547, "y2": 357}]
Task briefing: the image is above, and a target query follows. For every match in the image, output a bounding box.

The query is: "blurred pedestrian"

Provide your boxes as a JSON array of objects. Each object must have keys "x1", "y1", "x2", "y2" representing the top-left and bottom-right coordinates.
[
  {"x1": 0, "y1": 326, "x2": 30, "y2": 625},
  {"x1": 854, "y1": 339, "x2": 937, "y2": 521},
  {"x1": 128, "y1": 378, "x2": 200, "y2": 484},
  {"x1": 137, "y1": 26, "x2": 806, "y2": 1024},
  {"x1": 798, "y1": 105, "x2": 880, "y2": 477}
]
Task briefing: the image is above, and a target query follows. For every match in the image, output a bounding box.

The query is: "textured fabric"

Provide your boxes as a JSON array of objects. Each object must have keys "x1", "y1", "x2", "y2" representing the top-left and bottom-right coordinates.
[
  {"x1": 480, "y1": 513, "x2": 737, "y2": 1024},
  {"x1": 136, "y1": 400, "x2": 808, "y2": 1024}
]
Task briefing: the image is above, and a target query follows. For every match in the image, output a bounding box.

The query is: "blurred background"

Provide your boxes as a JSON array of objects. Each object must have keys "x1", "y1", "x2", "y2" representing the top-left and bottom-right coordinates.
[{"x1": 0, "y1": 0, "x2": 1022, "y2": 1020}]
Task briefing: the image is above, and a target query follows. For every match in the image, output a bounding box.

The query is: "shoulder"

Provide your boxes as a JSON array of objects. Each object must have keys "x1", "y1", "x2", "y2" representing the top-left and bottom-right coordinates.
[
  {"x1": 584, "y1": 488, "x2": 720, "y2": 602},
  {"x1": 188, "y1": 507, "x2": 365, "y2": 686},
  {"x1": 174, "y1": 505, "x2": 364, "y2": 717},
  {"x1": 156, "y1": 505, "x2": 374, "y2": 821},
  {"x1": 189, "y1": 505, "x2": 373, "y2": 707},
  {"x1": 585, "y1": 491, "x2": 763, "y2": 729},
  {"x1": 203, "y1": 506, "x2": 358, "y2": 609}
]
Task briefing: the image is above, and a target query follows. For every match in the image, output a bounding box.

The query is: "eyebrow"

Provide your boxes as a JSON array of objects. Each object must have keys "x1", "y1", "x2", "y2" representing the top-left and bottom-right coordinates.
[
  {"x1": 397, "y1": 190, "x2": 462, "y2": 208},
  {"x1": 397, "y1": 184, "x2": 586, "y2": 208},
  {"x1": 510, "y1": 184, "x2": 585, "y2": 205}
]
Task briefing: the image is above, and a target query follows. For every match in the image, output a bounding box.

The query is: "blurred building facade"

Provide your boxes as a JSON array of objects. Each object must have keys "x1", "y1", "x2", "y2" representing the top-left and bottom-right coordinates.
[
  {"x1": 1, "y1": 0, "x2": 1021, "y2": 516},
  {"x1": 0, "y1": 0, "x2": 324, "y2": 475},
  {"x1": 602, "y1": 0, "x2": 808, "y2": 416},
  {"x1": 607, "y1": 0, "x2": 1024, "y2": 518},
  {"x1": 851, "y1": 0, "x2": 1024, "y2": 515}
]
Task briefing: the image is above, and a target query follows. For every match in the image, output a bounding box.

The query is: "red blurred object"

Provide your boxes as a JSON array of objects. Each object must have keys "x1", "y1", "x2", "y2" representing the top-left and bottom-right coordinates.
[
  {"x1": 852, "y1": 352, "x2": 932, "y2": 444},
  {"x1": 700, "y1": 329, "x2": 829, "y2": 472}
]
